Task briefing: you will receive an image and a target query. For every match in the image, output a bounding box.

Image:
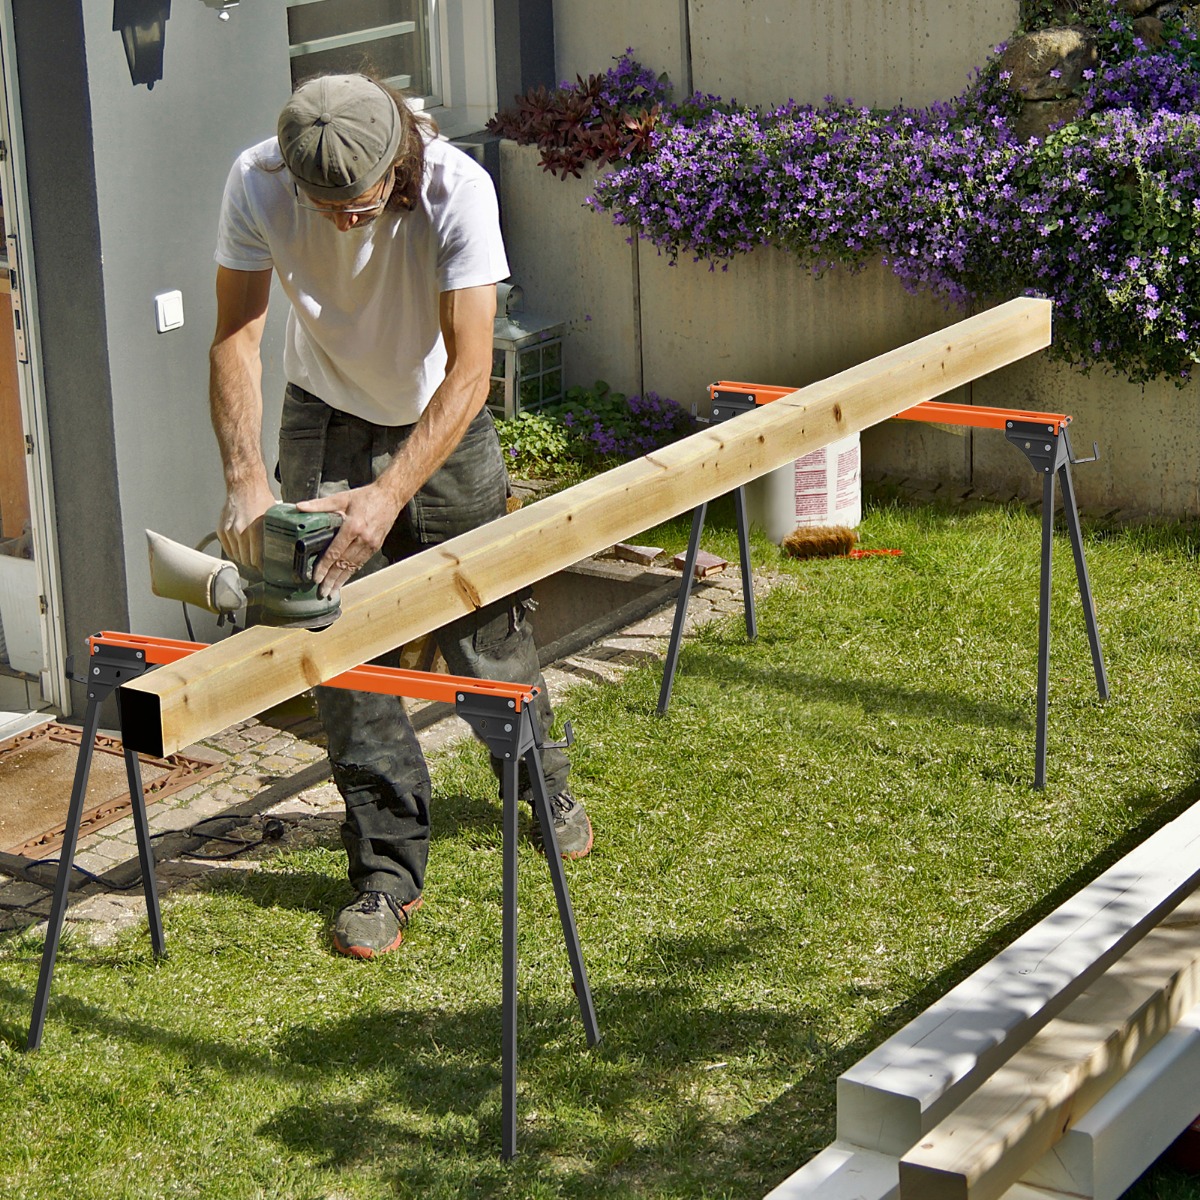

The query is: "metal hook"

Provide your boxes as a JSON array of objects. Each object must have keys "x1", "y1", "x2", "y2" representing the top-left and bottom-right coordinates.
[{"x1": 539, "y1": 719, "x2": 575, "y2": 752}]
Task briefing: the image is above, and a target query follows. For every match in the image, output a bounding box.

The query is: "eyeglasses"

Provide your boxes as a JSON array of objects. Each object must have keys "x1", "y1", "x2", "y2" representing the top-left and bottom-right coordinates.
[{"x1": 295, "y1": 167, "x2": 394, "y2": 216}]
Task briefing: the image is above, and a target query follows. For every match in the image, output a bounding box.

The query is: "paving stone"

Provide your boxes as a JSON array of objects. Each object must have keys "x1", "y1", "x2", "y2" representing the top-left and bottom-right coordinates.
[
  {"x1": 256, "y1": 754, "x2": 305, "y2": 773},
  {"x1": 183, "y1": 794, "x2": 236, "y2": 820},
  {"x1": 147, "y1": 806, "x2": 198, "y2": 833},
  {"x1": 239, "y1": 723, "x2": 279, "y2": 744},
  {"x1": 156, "y1": 861, "x2": 214, "y2": 885},
  {"x1": 74, "y1": 847, "x2": 128, "y2": 875},
  {"x1": 67, "y1": 893, "x2": 145, "y2": 925},
  {"x1": 0, "y1": 881, "x2": 51, "y2": 909}
]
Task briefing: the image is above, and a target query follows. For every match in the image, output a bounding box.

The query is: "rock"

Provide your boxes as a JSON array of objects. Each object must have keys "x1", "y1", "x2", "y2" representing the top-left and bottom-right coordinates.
[
  {"x1": 1132, "y1": 14, "x2": 1167, "y2": 44},
  {"x1": 1119, "y1": 0, "x2": 1158, "y2": 14},
  {"x1": 1001, "y1": 27, "x2": 1099, "y2": 101},
  {"x1": 1015, "y1": 97, "x2": 1083, "y2": 142}
]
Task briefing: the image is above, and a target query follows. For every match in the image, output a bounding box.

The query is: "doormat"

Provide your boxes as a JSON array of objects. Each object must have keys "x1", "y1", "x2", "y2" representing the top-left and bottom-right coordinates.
[{"x1": 0, "y1": 722, "x2": 224, "y2": 857}]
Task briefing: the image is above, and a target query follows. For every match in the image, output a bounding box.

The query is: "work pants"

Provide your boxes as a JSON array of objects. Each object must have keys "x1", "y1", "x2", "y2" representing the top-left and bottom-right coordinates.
[{"x1": 276, "y1": 383, "x2": 569, "y2": 904}]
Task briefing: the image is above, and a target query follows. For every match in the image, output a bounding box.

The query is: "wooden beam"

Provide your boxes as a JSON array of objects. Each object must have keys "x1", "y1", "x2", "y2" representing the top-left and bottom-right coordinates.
[
  {"x1": 1018, "y1": 1001, "x2": 1200, "y2": 1200},
  {"x1": 118, "y1": 297, "x2": 1051, "y2": 757},
  {"x1": 837, "y1": 799, "x2": 1200, "y2": 1156},
  {"x1": 897, "y1": 889, "x2": 1200, "y2": 1200},
  {"x1": 765, "y1": 1141, "x2": 900, "y2": 1200}
]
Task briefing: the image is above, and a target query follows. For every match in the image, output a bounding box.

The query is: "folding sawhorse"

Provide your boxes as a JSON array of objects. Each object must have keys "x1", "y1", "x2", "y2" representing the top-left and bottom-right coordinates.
[
  {"x1": 658, "y1": 383, "x2": 1109, "y2": 788},
  {"x1": 26, "y1": 631, "x2": 600, "y2": 1160}
]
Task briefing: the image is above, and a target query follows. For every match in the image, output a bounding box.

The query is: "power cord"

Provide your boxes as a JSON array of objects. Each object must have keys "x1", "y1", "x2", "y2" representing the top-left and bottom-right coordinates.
[{"x1": 24, "y1": 815, "x2": 296, "y2": 891}]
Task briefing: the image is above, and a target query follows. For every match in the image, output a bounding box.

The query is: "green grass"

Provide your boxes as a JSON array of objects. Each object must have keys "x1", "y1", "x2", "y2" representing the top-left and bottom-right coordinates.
[{"x1": 3, "y1": 495, "x2": 1200, "y2": 1198}]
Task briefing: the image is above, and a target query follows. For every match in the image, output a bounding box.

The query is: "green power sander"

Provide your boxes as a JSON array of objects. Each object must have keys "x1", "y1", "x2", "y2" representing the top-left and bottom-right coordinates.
[
  {"x1": 146, "y1": 503, "x2": 343, "y2": 631},
  {"x1": 260, "y1": 503, "x2": 344, "y2": 629}
]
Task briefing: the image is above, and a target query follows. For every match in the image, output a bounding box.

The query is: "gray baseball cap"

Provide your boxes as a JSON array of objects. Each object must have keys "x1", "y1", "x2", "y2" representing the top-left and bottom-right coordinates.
[{"x1": 277, "y1": 75, "x2": 402, "y2": 201}]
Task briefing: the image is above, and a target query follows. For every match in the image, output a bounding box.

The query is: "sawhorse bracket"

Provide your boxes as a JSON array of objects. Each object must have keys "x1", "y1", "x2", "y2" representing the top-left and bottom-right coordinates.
[{"x1": 26, "y1": 631, "x2": 600, "y2": 1161}]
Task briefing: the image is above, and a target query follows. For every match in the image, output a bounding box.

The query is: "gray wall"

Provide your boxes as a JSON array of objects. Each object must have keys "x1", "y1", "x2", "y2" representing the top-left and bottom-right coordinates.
[
  {"x1": 15, "y1": 0, "x2": 294, "y2": 714},
  {"x1": 79, "y1": 0, "x2": 292, "y2": 645},
  {"x1": 13, "y1": 0, "x2": 128, "y2": 710},
  {"x1": 552, "y1": 0, "x2": 1019, "y2": 108}
]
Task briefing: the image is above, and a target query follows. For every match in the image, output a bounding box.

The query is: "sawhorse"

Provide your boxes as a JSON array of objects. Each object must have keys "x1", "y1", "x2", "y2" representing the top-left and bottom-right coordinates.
[
  {"x1": 658, "y1": 384, "x2": 1109, "y2": 788},
  {"x1": 26, "y1": 631, "x2": 600, "y2": 1160}
]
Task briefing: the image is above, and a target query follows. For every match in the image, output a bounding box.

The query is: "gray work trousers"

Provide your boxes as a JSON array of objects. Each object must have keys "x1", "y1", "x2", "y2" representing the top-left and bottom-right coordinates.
[{"x1": 276, "y1": 383, "x2": 569, "y2": 904}]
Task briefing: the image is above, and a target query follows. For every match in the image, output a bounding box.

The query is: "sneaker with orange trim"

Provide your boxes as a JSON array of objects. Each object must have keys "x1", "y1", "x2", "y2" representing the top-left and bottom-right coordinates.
[
  {"x1": 531, "y1": 789, "x2": 593, "y2": 860},
  {"x1": 332, "y1": 891, "x2": 423, "y2": 958}
]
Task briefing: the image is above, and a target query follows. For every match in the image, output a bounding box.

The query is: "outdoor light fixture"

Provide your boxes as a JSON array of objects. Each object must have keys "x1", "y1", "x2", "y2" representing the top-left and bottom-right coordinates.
[
  {"x1": 488, "y1": 282, "x2": 565, "y2": 419},
  {"x1": 113, "y1": 0, "x2": 170, "y2": 89}
]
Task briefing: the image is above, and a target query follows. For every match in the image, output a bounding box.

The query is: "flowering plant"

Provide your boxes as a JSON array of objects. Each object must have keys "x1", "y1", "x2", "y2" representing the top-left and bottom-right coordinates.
[
  {"x1": 578, "y1": 6, "x2": 1200, "y2": 383},
  {"x1": 496, "y1": 381, "x2": 697, "y2": 480}
]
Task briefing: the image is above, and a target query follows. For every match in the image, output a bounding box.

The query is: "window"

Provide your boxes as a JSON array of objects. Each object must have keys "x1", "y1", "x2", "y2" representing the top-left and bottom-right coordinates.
[{"x1": 286, "y1": 0, "x2": 497, "y2": 137}]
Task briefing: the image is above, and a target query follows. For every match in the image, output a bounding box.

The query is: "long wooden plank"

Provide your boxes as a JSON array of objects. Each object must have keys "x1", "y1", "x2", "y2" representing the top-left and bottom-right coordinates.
[
  {"x1": 897, "y1": 889, "x2": 1200, "y2": 1200},
  {"x1": 764, "y1": 1141, "x2": 899, "y2": 1200},
  {"x1": 837, "y1": 800, "x2": 1200, "y2": 1156},
  {"x1": 118, "y1": 298, "x2": 1051, "y2": 757},
  {"x1": 1017, "y1": 1002, "x2": 1200, "y2": 1200}
]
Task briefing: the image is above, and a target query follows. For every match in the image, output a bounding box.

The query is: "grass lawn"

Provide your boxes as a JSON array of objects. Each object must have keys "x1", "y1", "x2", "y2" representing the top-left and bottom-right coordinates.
[{"x1": 2, "y1": 492, "x2": 1200, "y2": 1198}]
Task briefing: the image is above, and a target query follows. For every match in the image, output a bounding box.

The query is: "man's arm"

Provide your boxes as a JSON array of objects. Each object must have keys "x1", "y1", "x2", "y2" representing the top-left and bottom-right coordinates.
[
  {"x1": 299, "y1": 282, "x2": 498, "y2": 598},
  {"x1": 210, "y1": 264, "x2": 276, "y2": 570}
]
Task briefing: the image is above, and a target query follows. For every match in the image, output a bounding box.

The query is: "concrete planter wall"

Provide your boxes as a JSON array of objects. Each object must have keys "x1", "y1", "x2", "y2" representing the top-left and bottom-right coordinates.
[{"x1": 499, "y1": 140, "x2": 1200, "y2": 519}]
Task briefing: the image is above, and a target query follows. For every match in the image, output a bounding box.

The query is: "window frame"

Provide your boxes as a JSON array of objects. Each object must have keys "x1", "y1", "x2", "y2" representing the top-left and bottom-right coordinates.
[{"x1": 285, "y1": 0, "x2": 497, "y2": 138}]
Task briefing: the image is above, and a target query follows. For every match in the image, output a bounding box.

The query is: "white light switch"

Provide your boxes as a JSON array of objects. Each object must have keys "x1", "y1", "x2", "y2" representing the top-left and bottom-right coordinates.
[{"x1": 154, "y1": 289, "x2": 184, "y2": 333}]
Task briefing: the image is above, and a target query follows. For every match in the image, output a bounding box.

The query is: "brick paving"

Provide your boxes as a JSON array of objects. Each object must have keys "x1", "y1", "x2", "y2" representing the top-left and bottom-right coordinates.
[{"x1": 0, "y1": 559, "x2": 759, "y2": 948}]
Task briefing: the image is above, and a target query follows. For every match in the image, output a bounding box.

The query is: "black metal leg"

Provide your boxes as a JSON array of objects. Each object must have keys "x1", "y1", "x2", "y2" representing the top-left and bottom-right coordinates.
[
  {"x1": 125, "y1": 748, "x2": 165, "y2": 958},
  {"x1": 27, "y1": 697, "x2": 104, "y2": 1050},
  {"x1": 524, "y1": 738, "x2": 600, "y2": 1049},
  {"x1": 1035, "y1": 470, "x2": 1057, "y2": 790},
  {"x1": 733, "y1": 486, "x2": 757, "y2": 643},
  {"x1": 501, "y1": 754, "x2": 519, "y2": 1160},
  {"x1": 657, "y1": 503, "x2": 708, "y2": 715},
  {"x1": 1058, "y1": 461, "x2": 1109, "y2": 702}
]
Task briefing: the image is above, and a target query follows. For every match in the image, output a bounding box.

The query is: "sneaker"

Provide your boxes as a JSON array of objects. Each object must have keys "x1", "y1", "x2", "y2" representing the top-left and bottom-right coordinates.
[
  {"x1": 332, "y1": 891, "x2": 423, "y2": 959},
  {"x1": 531, "y1": 789, "x2": 593, "y2": 860}
]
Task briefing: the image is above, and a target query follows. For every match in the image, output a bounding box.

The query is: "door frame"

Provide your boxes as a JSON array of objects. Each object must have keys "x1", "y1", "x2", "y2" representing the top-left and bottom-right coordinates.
[{"x1": 0, "y1": 2, "x2": 69, "y2": 713}]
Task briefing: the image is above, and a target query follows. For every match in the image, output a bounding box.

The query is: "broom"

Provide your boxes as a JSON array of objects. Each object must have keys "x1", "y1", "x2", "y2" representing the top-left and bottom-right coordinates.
[
  {"x1": 781, "y1": 526, "x2": 903, "y2": 560},
  {"x1": 781, "y1": 525, "x2": 859, "y2": 559}
]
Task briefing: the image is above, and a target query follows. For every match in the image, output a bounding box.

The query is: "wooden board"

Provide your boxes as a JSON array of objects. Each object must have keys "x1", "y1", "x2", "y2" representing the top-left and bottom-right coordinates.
[
  {"x1": 118, "y1": 298, "x2": 1052, "y2": 757},
  {"x1": 837, "y1": 800, "x2": 1200, "y2": 1156},
  {"x1": 764, "y1": 1141, "x2": 900, "y2": 1200},
  {"x1": 1017, "y1": 1002, "x2": 1200, "y2": 1200},
  {"x1": 897, "y1": 889, "x2": 1200, "y2": 1200}
]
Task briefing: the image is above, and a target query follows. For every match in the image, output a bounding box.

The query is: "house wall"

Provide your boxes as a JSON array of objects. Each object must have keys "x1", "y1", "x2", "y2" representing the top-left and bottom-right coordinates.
[
  {"x1": 78, "y1": 1, "x2": 293, "y2": 649},
  {"x1": 12, "y1": 1, "x2": 293, "y2": 711},
  {"x1": 11, "y1": 0, "x2": 129, "y2": 700},
  {"x1": 552, "y1": 0, "x2": 1018, "y2": 108}
]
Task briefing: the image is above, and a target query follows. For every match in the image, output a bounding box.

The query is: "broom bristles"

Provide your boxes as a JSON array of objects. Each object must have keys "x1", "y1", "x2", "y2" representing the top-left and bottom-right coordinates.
[{"x1": 781, "y1": 524, "x2": 859, "y2": 559}]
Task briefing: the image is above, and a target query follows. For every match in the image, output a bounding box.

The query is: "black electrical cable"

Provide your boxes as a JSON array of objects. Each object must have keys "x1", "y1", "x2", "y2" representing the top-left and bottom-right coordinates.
[{"x1": 24, "y1": 815, "x2": 298, "y2": 889}]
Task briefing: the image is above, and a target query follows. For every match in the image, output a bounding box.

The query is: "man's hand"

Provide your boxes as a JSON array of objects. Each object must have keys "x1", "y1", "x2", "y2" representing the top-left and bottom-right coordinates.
[
  {"x1": 297, "y1": 483, "x2": 403, "y2": 597},
  {"x1": 218, "y1": 478, "x2": 277, "y2": 571}
]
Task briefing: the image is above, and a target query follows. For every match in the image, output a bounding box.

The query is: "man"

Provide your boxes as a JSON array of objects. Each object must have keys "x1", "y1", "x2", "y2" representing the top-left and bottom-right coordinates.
[{"x1": 210, "y1": 73, "x2": 591, "y2": 959}]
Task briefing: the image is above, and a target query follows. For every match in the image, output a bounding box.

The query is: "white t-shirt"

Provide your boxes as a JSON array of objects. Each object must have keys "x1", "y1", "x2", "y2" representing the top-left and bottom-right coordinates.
[{"x1": 215, "y1": 134, "x2": 510, "y2": 426}]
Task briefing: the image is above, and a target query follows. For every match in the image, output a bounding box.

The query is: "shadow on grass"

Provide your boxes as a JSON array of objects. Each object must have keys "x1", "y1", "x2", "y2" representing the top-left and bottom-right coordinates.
[
  {"x1": 671, "y1": 648, "x2": 1028, "y2": 730},
  {"x1": 0, "y1": 930, "x2": 839, "y2": 1195}
]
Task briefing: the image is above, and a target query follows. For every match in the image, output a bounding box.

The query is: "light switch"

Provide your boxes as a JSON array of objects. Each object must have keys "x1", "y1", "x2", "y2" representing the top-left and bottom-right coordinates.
[{"x1": 154, "y1": 290, "x2": 184, "y2": 333}]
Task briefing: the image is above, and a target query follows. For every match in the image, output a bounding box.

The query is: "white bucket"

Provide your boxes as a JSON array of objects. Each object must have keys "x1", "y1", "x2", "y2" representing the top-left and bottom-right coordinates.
[
  {"x1": 744, "y1": 431, "x2": 861, "y2": 543},
  {"x1": 0, "y1": 555, "x2": 43, "y2": 674}
]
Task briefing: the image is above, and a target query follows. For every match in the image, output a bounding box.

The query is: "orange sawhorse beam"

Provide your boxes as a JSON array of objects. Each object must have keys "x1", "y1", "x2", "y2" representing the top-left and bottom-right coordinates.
[{"x1": 28, "y1": 631, "x2": 599, "y2": 1161}]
